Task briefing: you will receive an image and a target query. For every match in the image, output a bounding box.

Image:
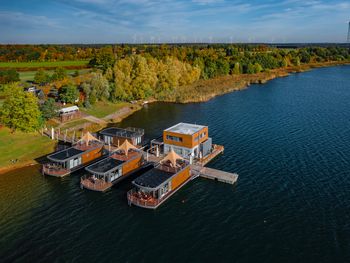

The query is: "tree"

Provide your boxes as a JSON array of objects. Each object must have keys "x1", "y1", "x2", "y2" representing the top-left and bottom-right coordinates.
[
  {"x1": 40, "y1": 98, "x2": 58, "y2": 120},
  {"x1": 89, "y1": 46, "x2": 115, "y2": 72},
  {"x1": 0, "y1": 69, "x2": 20, "y2": 84},
  {"x1": 90, "y1": 73, "x2": 110, "y2": 100},
  {"x1": 0, "y1": 84, "x2": 41, "y2": 132},
  {"x1": 231, "y1": 62, "x2": 241, "y2": 74},
  {"x1": 59, "y1": 85, "x2": 79, "y2": 104},
  {"x1": 34, "y1": 69, "x2": 50, "y2": 85},
  {"x1": 51, "y1": 67, "x2": 67, "y2": 81}
]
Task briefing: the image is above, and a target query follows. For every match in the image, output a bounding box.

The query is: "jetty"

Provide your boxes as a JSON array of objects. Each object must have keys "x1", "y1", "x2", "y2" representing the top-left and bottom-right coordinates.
[{"x1": 191, "y1": 165, "x2": 238, "y2": 184}]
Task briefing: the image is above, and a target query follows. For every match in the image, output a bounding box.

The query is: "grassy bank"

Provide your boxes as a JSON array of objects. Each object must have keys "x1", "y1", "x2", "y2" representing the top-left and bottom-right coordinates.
[
  {"x1": 81, "y1": 101, "x2": 131, "y2": 119},
  {"x1": 161, "y1": 61, "x2": 350, "y2": 103},
  {"x1": 0, "y1": 128, "x2": 56, "y2": 174}
]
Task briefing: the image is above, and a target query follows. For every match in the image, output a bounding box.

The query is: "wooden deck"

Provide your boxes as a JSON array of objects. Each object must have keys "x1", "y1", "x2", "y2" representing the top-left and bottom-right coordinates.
[
  {"x1": 191, "y1": 165, "x2": 238, "y2": 185},
  {"x1": 195, "y1": 144, "x2": 224, "y2": 166},
  {"x1": 80, "y1": 178, "x2": 113, "y2": 192}
]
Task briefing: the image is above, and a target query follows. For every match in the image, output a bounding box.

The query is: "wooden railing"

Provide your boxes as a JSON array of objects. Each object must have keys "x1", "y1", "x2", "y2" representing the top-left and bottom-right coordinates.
[
  {"x1": 127, "y1": 189, "x2": 160, "y2": 208},
  {"x1": 42, "y1": 164, "x2": 70, "y2": 176}
]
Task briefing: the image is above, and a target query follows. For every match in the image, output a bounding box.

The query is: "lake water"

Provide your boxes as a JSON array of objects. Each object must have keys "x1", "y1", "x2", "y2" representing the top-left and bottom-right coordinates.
[{"x1": 1, "y1": 66, "x2": 350, "y2": 263}]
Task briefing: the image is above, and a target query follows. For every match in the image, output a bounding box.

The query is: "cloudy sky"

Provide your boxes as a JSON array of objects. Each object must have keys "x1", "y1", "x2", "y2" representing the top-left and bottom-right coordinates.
[{"x1": 0, "y1": 0, "x2": 349, "y2": 43}]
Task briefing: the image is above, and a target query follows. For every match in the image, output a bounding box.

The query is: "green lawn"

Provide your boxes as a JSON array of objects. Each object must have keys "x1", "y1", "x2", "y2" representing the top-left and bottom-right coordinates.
[
  {"x1": 0, "y1": 60, "x2": 89, "y2": 69},
  {"x1": 0, "y1": 127, "x2": 56, "y2": 168},
  {"x1": 60, "y1": 119, "x2": 93, "y2": 130},
  {"x1": 19, "y1": 69, "x2": 91, "y2": 82},
  {"x1": 81, "y1": 101, "x2": 130, "y2": 118}
]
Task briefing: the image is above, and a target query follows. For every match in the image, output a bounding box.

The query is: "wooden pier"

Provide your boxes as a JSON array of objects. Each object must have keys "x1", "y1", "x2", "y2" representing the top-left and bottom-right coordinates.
[{"x1": 191, "y1": 165, "x2": 238, "y2": 185}]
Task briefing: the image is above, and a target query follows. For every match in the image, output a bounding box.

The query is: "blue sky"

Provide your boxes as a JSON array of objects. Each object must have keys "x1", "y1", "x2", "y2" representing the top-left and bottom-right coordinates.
[{"x1": 0, "y1": 0, "x2": 349, "y2": 43}]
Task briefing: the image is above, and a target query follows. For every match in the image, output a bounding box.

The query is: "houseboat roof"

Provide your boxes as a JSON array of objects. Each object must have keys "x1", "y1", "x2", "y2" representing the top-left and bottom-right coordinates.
[
  {"x1": 48, "y1": 147, "x2": 84, "y2": 162},
  {"x1": 133, "y1": 168, "x2": 174, "y2": 189},
  {"x1": 100, "y1": 127, "x2": 144, "y2": 138},
  {"x1": 165, "y1": 122, "x2": 206, "y2": 135},
  {"x1": 86, "y1": 157, "x2": 124, "y2": 174}
]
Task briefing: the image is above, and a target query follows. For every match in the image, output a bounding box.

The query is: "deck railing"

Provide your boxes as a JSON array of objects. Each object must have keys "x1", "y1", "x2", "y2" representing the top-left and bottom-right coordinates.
[
  {"x1": 127, "y1": 189, "x2": 160, "y2": 208},
  {"x1": 80, "y1": 176, "x2": 111, "y2": 191},
  {"x1": 42, "y1": 163, "x2": 70, "y2": 176}
]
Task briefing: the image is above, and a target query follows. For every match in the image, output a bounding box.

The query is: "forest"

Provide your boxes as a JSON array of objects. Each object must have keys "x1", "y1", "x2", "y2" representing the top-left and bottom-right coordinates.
[{"x1": 0, "y1": 44, "x2": 349, "y2": 132}]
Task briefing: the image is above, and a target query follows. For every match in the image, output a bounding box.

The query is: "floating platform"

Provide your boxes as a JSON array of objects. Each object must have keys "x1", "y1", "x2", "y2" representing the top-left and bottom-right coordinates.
[{"x1": 191, "y1": 165, "x2": 238, "y2": 185}]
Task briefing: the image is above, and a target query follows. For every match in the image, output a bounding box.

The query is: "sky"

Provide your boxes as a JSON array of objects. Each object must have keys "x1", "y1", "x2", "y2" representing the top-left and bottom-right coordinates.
[{"x1": 0, "y1": 0, "x2": 349, "y2": 44}]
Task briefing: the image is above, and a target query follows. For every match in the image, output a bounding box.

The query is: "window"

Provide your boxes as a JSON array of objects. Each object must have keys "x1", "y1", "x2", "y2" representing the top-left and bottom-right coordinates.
[
  {"x1": 166, "y1": 135, "x2": 183, "y2": 142},
  {"x1": 199, "y1": 132, "x2": 206, "y2": 139}
]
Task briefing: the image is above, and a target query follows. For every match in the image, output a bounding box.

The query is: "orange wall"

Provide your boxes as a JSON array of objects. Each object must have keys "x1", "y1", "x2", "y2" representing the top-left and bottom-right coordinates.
[
  {"x1": 170, "y1": 166, "x2": 191, "y2": 190},
  {"x1": 122, "y1": 155, "x2": 142, "y2": 175},
  {"x1": 82, "y1": 147, "x2": 103, "y2": 164},
  {"x1": 163, "y1": 126, "x2": 208, "y2": 148}
]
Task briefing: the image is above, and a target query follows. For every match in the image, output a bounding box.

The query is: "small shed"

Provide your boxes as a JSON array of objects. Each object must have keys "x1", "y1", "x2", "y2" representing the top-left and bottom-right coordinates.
[{"x1": 59, "y1": 106, "x2": 81, "y2": 122}]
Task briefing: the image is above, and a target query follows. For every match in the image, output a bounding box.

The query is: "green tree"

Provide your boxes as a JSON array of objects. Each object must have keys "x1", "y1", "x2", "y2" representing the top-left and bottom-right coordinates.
[
  {"x1": 34, "y1": 69, "x2": 50, "y2": 85},
  {"x1": 0, "y1": 84, "x2": 41, "y2": 132},
  {"x1": 90, "y1": 73, "x2": 110, "y2": 100},
  {"x1": 40, "y1": 98, "x2": 58, "y2": 120},
  {"x1": 0, "y1": 69, "x2": 20, "y2": 84},
  {"x1": 59, "y1": 85, "x2": 79, "y2": 104},
  {"x1": 89, "y1": 46, "x2": 115, "y2": 72},
  {"x1": 232, "y1": 62, "x2": 241, "y2": 74},
  {"x1": 51, "y1": 67, "x2": 67, "y2": 81}
]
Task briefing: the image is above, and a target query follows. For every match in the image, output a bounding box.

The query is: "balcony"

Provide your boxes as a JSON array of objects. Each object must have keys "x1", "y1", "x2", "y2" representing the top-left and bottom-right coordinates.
[{"x1": 42, "y1": 163, "x2": 70, "y2": 177}]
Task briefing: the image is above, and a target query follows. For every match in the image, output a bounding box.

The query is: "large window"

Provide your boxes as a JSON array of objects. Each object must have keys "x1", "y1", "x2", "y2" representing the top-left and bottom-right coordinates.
[{"x1": 166, "y1": 135, "x2": 183, "y2": 142}]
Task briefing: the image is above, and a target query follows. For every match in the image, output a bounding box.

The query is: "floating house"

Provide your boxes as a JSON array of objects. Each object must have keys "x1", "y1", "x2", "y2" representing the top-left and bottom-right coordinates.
[
  {"x1": 163, "y1": 123, "x2": 212, "y2": 159},
  {"x1": 127, "y1": 150, "x2": 192, "y2": 209},
  {"x1": 80, "y1": 140, "x2": 144, "y2": 192},
  {"x1": 59, "y1": 106, "x2": 81, "y2": 123},
  {"x1": 99, "y1": 127, "x2": 144, "y2": 147},
  {"x1": 42, "y1": 132, "x2": 105, "y2": 177}
]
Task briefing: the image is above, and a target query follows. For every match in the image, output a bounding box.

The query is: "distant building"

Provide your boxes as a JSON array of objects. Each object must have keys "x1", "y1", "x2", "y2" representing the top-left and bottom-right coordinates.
[
  {"x1": 58, "y1": 106, "x2": 81, "y2": 122},
  {"x1": 163, "y1": 122, "x2": 212, "y2": 159},
  {"x1": 24, "y1": 86, "x2": 45, "y2": 100}
]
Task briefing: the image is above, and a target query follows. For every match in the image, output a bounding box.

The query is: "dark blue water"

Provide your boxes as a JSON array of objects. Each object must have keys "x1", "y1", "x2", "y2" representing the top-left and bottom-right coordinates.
[{"x1": 1, "y1": 66, "x2": 350, "y2": 263}]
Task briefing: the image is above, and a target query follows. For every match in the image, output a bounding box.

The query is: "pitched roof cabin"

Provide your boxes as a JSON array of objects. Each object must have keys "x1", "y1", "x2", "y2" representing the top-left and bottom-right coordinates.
[
  {"x1": 127, "y1": 150, "x2": 192, "y2": 209},
  {"x1": 80, "y1": 140, "x2": 144, "y2": 192},
  {"x1": 99, "y1": 127, "x2": 144, "y2": 147},
  {"x1": 42, "y1": 132, "x2": 105, "y2": 177},
  {"x1": 163, "y1": 123, "x2": 212, "y2": 160}
]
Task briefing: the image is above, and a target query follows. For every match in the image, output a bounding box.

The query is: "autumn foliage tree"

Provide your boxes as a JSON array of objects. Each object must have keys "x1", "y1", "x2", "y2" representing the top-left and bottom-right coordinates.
[{"x1": 0, "y1": 84, "x2": 41, "y2": 132}]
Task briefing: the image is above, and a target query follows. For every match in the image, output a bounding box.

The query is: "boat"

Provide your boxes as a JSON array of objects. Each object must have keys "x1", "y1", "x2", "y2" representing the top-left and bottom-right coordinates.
[
  {"x1": 80, "y1": 140, "x2": 144, "y2": 192},
  {"x1": 127, "y1": 149, "x2": 192, "y2": 209},
  {"x1": 42, "y1": 132, "x2": 105, "y2": 177}
]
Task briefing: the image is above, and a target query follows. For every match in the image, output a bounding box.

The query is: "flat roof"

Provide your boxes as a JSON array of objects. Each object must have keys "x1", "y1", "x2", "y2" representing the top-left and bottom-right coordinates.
[
  {"x1": 133, "y1": 168, "x2": 174, "y2": 189},
  {"x1": 48, "y1": 148, "x2": 83, "y2": 161},
  {"x1": 165, "y1": 122, "x2": 206, "y2": 135},
  {"x1": 86, "y1": 157, "x2": 124, "y2": 174},
  {"x1": 100, "y1": 127, "x2": 144, "y2": 138}
]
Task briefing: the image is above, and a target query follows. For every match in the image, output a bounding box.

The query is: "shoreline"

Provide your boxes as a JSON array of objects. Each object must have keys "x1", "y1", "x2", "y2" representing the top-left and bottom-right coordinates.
[{"x1": 1, "y1": 61, "x2": 349, "y2": 175}]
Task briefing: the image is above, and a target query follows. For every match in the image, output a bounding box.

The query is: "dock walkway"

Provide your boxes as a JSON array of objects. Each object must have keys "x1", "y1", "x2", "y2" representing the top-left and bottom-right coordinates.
[{"x1": 191, "y1": 165, "x2": 238, "y2": 185}]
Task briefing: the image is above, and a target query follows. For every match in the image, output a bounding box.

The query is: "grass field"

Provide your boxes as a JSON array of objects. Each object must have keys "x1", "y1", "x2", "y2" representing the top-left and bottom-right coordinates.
[
  {"x1": 81, "y1": 101, "x2": 130, "y2": 118},
  {"x1": 19, "y1": 69, "x2": 91, "y2": 82},
  {"x1": 0, "y1": 60, "x2": 89, "y2": 69},
  {"x1": 0, "y1": 127, "x2": 56, "y2": 169},
  {"x1": 60, "y1": 119, "x2": 93, "y2": 130}
]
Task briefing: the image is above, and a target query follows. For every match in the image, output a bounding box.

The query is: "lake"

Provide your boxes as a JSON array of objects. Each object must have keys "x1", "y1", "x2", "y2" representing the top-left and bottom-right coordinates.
[{"x1": 1, "y1": 65, "x2": 350, "y2": 263}]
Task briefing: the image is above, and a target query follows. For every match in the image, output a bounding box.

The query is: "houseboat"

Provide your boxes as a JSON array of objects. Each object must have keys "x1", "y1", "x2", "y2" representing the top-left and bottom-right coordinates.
[
  {"x1": 42, "y1": 132, "x2": 105, "y2": 177},
  {"x1": 163, "y1": 122, "x2": 212, "y2": 160},
  {"x1": 127, "y1": 150, "x2": 192, "y2": 209},
  {"x1": 99, "y1": 127, "x2": 144, "y2": 147},
  {"x1": 80, "y1": 140, "x2": 144, "y2": 192}
]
